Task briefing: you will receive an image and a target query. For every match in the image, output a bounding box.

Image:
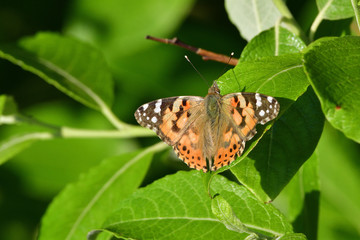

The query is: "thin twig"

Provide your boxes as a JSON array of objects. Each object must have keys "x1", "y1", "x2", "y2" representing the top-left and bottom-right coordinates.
[{"x1": 146, "y1": 36, "x2": 239, "y2": 66}]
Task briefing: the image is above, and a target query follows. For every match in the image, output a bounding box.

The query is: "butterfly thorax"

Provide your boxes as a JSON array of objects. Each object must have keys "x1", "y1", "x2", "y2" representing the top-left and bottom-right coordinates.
[
  {"x1": 205, "y1": 93, "x2": 221, "y2": 120},
  {"x1": 205, "y1": 81, "x2": 222, "y2": 119}
]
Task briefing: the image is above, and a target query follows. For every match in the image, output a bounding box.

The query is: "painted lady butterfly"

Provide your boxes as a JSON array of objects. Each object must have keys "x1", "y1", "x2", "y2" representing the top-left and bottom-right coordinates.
[{"x1": 135, "y1": 81, "x2": 279, "y2": 172}]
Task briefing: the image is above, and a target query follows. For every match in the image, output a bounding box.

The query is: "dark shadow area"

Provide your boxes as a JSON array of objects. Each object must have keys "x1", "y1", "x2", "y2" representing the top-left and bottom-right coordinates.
[{"x1": 293, "y1": 190, "x2": 320, "y2": 240}]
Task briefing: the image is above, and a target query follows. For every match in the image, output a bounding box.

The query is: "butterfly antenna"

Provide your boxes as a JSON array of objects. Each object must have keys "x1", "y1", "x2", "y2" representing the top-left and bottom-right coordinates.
[
  {"x1": 185, "y1": 55, "x2": 210, "y2": 87},
  {"x1": 218, "y1": 52, "x2": 235, "y2": 79}
]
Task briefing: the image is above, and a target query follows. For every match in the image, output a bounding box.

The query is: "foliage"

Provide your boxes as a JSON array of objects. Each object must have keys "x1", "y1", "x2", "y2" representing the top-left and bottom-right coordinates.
[{"x1": 1, "y1": 0, "x2": 360, "y2": 239}]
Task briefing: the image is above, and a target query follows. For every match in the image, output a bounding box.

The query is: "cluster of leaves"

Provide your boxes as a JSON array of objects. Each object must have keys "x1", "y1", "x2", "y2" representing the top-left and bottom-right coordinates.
[{"x1": 1, "y1": 0, "x2": 360, "y2": 239}]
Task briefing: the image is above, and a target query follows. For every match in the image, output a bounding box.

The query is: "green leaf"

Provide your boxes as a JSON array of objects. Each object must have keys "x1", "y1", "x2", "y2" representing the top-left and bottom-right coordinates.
[
  {"x1": 38, "y1": 144, "x2": 162, "y2": 240},
  {"x1": 273, "y1": 153, "x2": 320, "y2": 240},
  {"x1": 231, "y1": 88, "x2": 324, "y2": 201},
  {"x1": 211, "y1": 195, "x2": 255, "y2": 236},
  {"x1": 0, "y1": 95, "x2": 17, "y2": 116},
  {"x1": 317, "y1": 123, "x2": 360, "y2": 239},
  {"x1": 225, "y1": 0, "x2": 281, "y2": 41},
  {"x1": 277, "y1": 233, "x2": 307, "y2": 240},
  {"x1": 240, "y1": 27, "x2": 306, "y2": 62},
  {"x1": 64, "y1": 0, "x2": 196, "y2": 118},
  {"x1": 101, "y1": 171, "x2": 293, "y2": 240},
  {"x1": 0, "y1": 32, "x2": 114, "y2": 111},
  {"x1": 0, "y1": 132, "x2": 53, "y2": 165},
  {"x1": 303, "y1": 36, "x2": 360, "y2": 143},
  {"x1": 316, "y1": 0, "x2": 354, "y2": 20}
]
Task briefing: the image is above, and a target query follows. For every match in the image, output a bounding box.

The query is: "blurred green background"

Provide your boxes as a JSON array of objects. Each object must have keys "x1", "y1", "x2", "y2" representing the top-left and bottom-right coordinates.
[{"x1": 0, "y1": 0, "x2": 359, "y2": 239}]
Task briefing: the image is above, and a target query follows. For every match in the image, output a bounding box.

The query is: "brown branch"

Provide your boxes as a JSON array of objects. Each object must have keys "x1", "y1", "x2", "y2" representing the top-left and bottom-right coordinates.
[{"x1": 146, "y1": 35, "x2": 239, "y2": 66}]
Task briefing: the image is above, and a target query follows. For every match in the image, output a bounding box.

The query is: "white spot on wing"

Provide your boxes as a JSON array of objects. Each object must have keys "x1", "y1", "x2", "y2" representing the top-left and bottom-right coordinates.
[
  {"x1": 154, "y1": 99, "x2": 162, "y2": 113},
  {"x1": 255, "y1": 93, "x2": 262, "y2": 107},
  {"x1": 267, "y1": 96, "x2": 273, "y2": 103},
  {"x1": 151, "y1": 116, "x2": 157, "y2": 123},
  {"x1": 142, "y1": 103, "x2": 149, "y2": 110},
  {"x1": 146, "y1": 116, "x2": 149, "y2": 120},
  {"x1": 259, "y1": 110, "x2": 265, "y2": 116}
]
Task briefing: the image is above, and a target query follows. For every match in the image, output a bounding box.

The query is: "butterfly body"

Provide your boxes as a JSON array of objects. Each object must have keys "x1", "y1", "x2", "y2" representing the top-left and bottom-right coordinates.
[{"x1": 135, "y1": 81, "x2": 279, "y2": 172}]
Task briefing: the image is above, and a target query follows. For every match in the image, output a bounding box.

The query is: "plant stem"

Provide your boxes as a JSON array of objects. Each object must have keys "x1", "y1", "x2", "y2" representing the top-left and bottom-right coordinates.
[
  {"x1": 275, "y1": 18, "x2": 281, "y2": 56},
  {"x1": 0, "y1": 132, "x2": 55, "y2": 154},
  {"x1": 309, "y1": 0, "x2": 333, "y2": 42},
  {"x1": 272, "y1": 0, "x2": 308, "y2": 43},
  {"x1": 61, "y1": 126, "x2": 155, "y2": 138},
  {"x1": 351, "y1": 0, "x2": 360, "y2": 31},
  {"x1": 0, "y1": 115, "x2": 16, "y2": 125},
  {"x1": 100, "y1": 104, "x2": 130, "y2": 130},
  {"x1": 1, "y1": 113, "x2": 155, "y2": 139}
]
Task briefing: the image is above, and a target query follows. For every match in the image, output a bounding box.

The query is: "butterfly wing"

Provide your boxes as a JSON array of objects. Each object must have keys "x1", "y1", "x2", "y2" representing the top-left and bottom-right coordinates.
[
  {"x1": 172, "y1": 119, "x2": 209, "y2": 172},
  {"x1": 211, "y1": 92, "x2": 280, "y2": 171},
  {"x1": 135, "y1": 96, "x2": 208, "y2": 171}
]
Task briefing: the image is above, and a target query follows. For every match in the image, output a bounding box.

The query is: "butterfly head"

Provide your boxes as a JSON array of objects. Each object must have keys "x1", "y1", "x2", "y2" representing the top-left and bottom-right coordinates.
[{"x1": 208, "y1": 81, "x2": 220, "y2": 95}]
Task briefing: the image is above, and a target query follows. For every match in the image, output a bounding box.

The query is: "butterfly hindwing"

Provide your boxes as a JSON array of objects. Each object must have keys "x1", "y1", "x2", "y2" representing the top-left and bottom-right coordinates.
[
  {"x1": 212, "y1": 120, "x2": 246, "y2": 171},
  {"x1": 173, "y1": 122, "x2": 208, "y2": 171}
]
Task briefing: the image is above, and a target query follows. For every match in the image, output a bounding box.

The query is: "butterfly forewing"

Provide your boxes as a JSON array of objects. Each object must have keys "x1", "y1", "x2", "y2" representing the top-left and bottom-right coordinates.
[
  {"x1": 135, "y1": 96, "x2": 204, "y2": 145},
  {"x1": 222, "y1": 92, "x2": 280, "y2": 140}
]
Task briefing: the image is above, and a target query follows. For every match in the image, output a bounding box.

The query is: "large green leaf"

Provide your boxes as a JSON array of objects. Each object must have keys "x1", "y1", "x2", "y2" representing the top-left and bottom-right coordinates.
[
  {"x1": 0, "y1": 32, "x2": 114, "y2": 111},
  {"x1": 231, "y1": 88, "x2": 324, "y2": 202},
  {"x1": 64, "y1": 0, "x2": 195, "y2": 120},
  {"x1": 225, "y1": 0, "x2": 281, "y2": 41},
  {"x1": 303, "y1": 36, "x2": 360, "y2": 143},
  {"x1": 38, "y1": 144, "x2": 162, "y2": 240},
  {"x1": 273, "y1": 153, "x2": 320, "y2": 240},
  {"x1": 316, "y1": 0, "x2": 354, "y2": 20},
  {"x1": 101, "y1": 171, "x2": 294, "y2": 240},
  {"x1": 240, "y1": 27, "x2": 306, "y2": 62}
]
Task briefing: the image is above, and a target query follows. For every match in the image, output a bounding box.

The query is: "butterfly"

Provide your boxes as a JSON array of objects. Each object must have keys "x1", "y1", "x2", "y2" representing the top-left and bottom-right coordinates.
[{"x1": 135, "y1": 81, "x2": 279, "y2": 172}]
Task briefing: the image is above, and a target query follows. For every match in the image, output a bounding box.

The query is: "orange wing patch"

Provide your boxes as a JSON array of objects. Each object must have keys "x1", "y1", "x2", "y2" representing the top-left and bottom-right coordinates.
[
  {"x1": 212, "y1": 130, "x2": 245, "y2": 171},
  {"x1": 158, "y1": 98, "x2": 197, "y2": 144},
  {"x1": 240, "y1": 103, "x2": 258, "y2": 140},
  {"x1": 173, "y1": 127, "x2": 207, "y2": 172}
]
